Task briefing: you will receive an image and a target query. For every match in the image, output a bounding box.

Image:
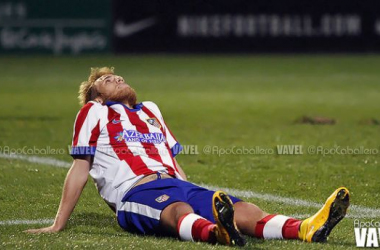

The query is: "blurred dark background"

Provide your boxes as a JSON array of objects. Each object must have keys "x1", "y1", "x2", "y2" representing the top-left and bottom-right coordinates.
[{"x1": 1, "y1": 0, "x2": 380, "y2": 55}]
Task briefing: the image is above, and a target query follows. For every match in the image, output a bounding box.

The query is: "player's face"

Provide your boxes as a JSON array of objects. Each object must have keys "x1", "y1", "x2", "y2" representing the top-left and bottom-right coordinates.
[{"x1": 94, "y1": 74, "x2": 137, "y2": 105}]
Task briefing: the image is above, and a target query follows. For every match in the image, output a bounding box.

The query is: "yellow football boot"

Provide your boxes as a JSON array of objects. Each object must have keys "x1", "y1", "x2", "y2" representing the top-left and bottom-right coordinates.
[
  {"x1": 212, "y1": 191, "x2": 246, "y2": 247},
  {"x1": 299, "y1": 187, "x2": 350, "y2": 242}
]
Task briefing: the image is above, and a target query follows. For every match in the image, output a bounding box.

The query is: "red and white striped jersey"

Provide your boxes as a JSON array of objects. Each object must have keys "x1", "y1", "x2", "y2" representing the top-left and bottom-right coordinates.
[{"x1": 70, "y1": 101, "x2": 183, "y2": 210}]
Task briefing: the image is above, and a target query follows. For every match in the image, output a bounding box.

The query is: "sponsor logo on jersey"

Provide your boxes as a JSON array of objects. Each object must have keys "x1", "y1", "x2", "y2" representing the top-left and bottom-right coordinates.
[
  {"x1": 114, "y1": 129, "x2": 166, "y2": 144},
  {"x1": 146, "y1": 118, "x2": 161, "y2": 129},
  {"x1": 155, "y1": 194, "x2": 170, "y2": 203}
]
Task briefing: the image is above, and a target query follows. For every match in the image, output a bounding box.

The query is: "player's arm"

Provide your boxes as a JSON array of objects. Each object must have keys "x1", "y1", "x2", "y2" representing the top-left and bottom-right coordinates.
[
  {"x1": 25, "y1": 157, "x2": 90, "y2": 233},
  {"x1": 174, "y1": 158, "x2": 187, "y2": 181}
]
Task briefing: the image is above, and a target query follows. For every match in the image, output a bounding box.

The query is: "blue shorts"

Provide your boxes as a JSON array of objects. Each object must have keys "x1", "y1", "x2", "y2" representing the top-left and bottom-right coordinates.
[{"x1": 117, "y1": 176, "x2": 241, "y2": 235}]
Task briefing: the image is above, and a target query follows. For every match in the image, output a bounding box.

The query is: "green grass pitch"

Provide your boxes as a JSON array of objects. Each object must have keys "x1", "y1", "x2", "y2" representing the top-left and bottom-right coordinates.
[{"x1": 0, "y1": 55, "x2": 379, "y2": 249}]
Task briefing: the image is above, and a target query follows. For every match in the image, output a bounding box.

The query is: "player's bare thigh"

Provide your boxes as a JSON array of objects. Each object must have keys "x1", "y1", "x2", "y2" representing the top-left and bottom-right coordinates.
[
  {"x1": 234, "y1": 201, "x2": 268, "y2": 236},
  {"x1": 160, "y1": 202, "x2": 194, "y2": 236}
]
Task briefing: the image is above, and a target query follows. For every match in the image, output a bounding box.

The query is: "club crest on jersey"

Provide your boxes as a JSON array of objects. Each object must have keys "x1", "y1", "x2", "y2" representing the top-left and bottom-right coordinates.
[
  {"x1": 146, "y1": 118, "x2": 161, "y2": 129},
  {"x1": 155, "y1": 194, "x2": 170, "y2": 203}
]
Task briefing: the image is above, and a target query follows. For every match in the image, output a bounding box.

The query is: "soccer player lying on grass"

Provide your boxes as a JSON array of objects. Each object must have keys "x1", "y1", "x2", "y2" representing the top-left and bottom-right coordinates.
[{"x1": 26, "y1": 67, "x2": 350, "y2": 246}]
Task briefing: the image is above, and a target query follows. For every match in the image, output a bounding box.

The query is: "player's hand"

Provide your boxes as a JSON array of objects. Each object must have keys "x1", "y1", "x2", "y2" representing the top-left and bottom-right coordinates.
[{"x1": 24, "y1": 225, "x2": 61, "y2": 234}]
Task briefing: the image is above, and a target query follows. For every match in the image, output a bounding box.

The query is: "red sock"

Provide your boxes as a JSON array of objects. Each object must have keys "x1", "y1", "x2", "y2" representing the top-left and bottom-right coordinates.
[
  {"x1": 255, "y1": 214, "x2": 301, "y2": 240},
  {"x1": 282, "y1": 218, "x2": 302, "y2": 239},
  {"x1": 177, "y1": 213, "x2": 216, "y2": 242}
]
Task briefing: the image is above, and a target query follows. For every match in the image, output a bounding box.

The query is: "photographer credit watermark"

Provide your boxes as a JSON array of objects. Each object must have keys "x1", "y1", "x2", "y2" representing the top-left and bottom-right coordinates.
[
  {"x1": 354, "y1": 219, "x2": 380, "y2": 247},
  {"x1": 200, "y1": 144, "x2": 380, "y2": 157},
  {"x1": 307, "y1": 146, "x2": 379, "y2": 156},
  {"x1": 274, "y1": 145, "x2": 379, "y2": 156},
  {"x1": 0, "y1": 146, "x2": 66, "y2": 155},
  {"x1": 1, "y1": 144, "x2": 378, "y2": 158},
  {"x1": 203, "y1": 145, "x2": 274, "y2": 156}
]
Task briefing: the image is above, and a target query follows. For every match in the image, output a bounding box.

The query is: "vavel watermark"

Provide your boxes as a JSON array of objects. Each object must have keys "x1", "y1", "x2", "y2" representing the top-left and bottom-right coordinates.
[{"x1": 354, "y1": 219, "x2": 380, "y2": 247}]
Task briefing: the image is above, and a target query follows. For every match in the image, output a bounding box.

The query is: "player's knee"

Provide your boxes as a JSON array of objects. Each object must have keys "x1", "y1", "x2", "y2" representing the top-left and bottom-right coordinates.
[
  {"x1": 160, "y1": 202, "x2": 193, "y2": 235},
  {"x1": 172, "y1": 202, "x2": 194, "y2": 221}
]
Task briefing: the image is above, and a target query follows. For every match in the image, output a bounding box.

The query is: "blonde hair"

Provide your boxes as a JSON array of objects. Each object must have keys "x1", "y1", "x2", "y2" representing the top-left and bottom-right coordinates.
[{"x1": 78, "y1": 67, "x2": 115, "y2": 106}]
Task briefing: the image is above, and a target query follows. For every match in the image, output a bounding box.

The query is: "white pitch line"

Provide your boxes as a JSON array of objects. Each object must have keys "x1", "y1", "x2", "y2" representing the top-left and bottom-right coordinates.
[
  {"x1": 202, "y1": 184, "x2": 380, "y2": 219},
  {"x1": 0, "y1": 153, "x2": 70, "y2": 168},
  {"x1": 0, "y1": 219, "x2": 54, "y2": 225},
  {"x1": 1, "y1": 153, "x2": 380, "y2": 220},
  {"x1": 202, "y1": 184, "x2": 322, "y2": 208},
  {"x1": 288, "y1": 214, "x2": 380, "y2": 219}
]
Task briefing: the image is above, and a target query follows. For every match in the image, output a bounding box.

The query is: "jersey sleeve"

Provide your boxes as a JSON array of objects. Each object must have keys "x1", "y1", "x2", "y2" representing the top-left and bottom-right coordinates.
[
  {"x1": 143, "y1": 101, "x2": 183, "y2": 157},
  {"x1": 70, "y1": 101, "x2": 102, "y2": 158}
]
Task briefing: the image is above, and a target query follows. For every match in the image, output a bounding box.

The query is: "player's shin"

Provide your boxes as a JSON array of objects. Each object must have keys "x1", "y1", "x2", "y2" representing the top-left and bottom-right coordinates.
[
  {"x1": 177, "y1": 213, "x2": 216, "y2": 243},
  {"x1": 255, "y1": 214, "x2": 302, "y2": 240}
]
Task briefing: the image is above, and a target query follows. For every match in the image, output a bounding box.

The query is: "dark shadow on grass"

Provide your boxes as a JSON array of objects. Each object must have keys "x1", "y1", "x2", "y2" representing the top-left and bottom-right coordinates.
[
  {"x1": 70, "y1": 212, "x2": 350, "y2": 249},
  {"x1": 68, "y1": 212, "x2": 265, "y2": 249}
]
